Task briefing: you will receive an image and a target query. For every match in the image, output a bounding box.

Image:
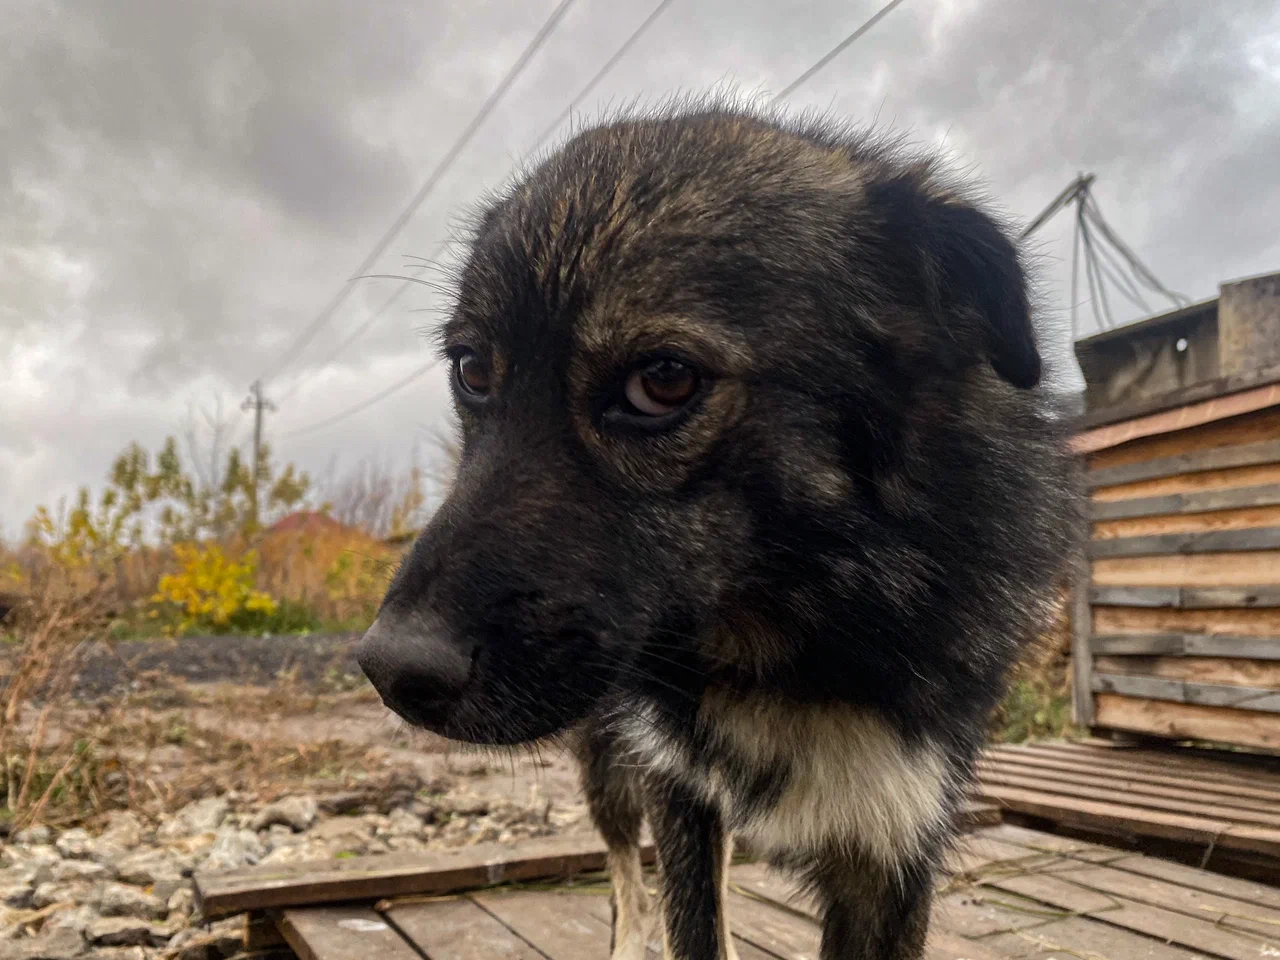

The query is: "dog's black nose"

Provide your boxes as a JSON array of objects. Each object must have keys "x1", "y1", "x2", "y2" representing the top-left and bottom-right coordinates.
[{"x1": 356, "y1": 611, "x2": 473, "y2": 728}]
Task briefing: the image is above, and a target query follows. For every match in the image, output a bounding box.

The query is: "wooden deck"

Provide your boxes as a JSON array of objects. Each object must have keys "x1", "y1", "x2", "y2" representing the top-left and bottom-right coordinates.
[
  {"x1": 977, "y1": 739, "x2": 1280, "y2": 879},
  {"x1": 196, "y1": 815, "x2": 1280, "y2": 959}
]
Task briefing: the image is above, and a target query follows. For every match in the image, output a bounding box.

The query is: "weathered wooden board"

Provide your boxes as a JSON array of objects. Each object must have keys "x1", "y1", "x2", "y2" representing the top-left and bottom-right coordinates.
[
  {"x1": 385, "y1": 897, "x2": 537, "y2": 959},
  {"x1": 471, "y1": 889, "x2": 647, "y2": 960},
  {"x1": 1086, "y1": 438, "x2": 1280, "y2": 489},
  {"x1": 1090, "y1": 481, "x2": 1280, "y2": 521},
  {"x1": 1094, "y1": 693, "x2": 1280, "y2": 751},
  {"x1": 195, "y1": 834, "x2": 656, "y2": 920},
  {"x1": 1091, "y1": 633, "x2": 1280, "y2": 660},
  {"x1": 1085, "y1": 404, "x2": 1280, "y2": 469},
  {"x1": 197, "y1": 805, "x2": 997, "y2": 923},
  {"x1": 974, "y1": 779, "x2": 1280, "y2": 857},
  {"x1": 276, "y1": 905, "x2": 422, "y2": 960},
  {"x1": 1077, "y1": 371, "x2": 1280, "y2": 441},
  {"x1": 1077, "y1": 357, "x2": 1280, "y2": 429},
  {"x1": 1092, "y1": 605, "x2": 1280, "y2": 637},
  {"x1": 1088, "y1": 526, "x2": 1280, "y2": 558},
  {"x1": 1089, "y1": 585, "x2": 1280, "y2": 607},
  {"x1": 985, "y1": 822, "x2": 1280, "y2": 912},
  {"x1": 962, "y1": 834, "x2": 1280, "y2": 960},
  {"x1": 1093, "y1": 673, "x2": 1280, "y2": 713},
  {"x1": 978, "y1": 766, "x2": 1280, "y2": 829},
  {"x1": 1092, "y1": 551, "x2": 1280, "y2": 587},
  {"x1": 1020, "y1": 740, "x2": 1280, "y2": 787},
  {"x1": 270, "y1": 821, "x2": 1280, "y2": 960},
  {"x1": 1093, "y1": 463, "x2": 1280, "y2": 503},
  {"x1": 981, "y1": 749, "x2": 1280, "y2": 811},
  {"x1": 1092, "y1": 653, "x2": 1280, "y2": 685},
  {"x1": 1094, "y1": 503, "x2": 1280, "y2": 543}
]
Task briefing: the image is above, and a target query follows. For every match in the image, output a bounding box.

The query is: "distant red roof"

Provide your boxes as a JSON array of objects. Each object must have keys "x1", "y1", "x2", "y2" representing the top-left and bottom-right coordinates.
[{"x1": 266, "y1": 511, "x2": 352, "y2": 535}]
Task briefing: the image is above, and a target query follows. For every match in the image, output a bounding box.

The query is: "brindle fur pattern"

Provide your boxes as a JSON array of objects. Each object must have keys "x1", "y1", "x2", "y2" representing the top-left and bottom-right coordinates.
[{"x1": 358, "y1": 97, "x2": 1083, "y2": 960}]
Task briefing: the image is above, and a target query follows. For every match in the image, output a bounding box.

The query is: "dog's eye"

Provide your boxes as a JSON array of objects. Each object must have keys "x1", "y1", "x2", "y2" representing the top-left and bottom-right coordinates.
[
  {"x1": 623, "y1": 359, "x2": 699, "y2": 416},
  {"x1": 454, "y1": 351, "x2": 491, "y2": 397}
]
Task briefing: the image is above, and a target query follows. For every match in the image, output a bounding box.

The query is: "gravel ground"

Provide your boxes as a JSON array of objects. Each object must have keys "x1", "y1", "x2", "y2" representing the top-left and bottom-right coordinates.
[
  {"x1": 2, "y1": 631, "x2": 596, "y2": 959},
  {"x1": 1, "y1": 760, "x2": 588, "y2": 960}
]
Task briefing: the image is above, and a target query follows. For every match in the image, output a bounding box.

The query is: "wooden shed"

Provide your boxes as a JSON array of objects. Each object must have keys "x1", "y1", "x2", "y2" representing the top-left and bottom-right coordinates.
[{"x1": 1071, "y1": 270, "x2": 1280, "y2": 753}]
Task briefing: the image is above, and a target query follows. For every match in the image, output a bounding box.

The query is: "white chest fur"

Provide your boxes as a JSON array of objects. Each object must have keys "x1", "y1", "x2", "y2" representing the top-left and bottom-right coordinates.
[{"x1": 617, "y1": 691, "x2": 950, "y2": 865}]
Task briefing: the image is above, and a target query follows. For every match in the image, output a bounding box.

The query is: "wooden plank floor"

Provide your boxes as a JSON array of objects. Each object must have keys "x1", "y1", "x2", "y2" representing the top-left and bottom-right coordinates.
[
  {"x1": 268, "y1": 823, "x2": 1280, "y2": 960},
  {"x1": 977, "y1": 739, "x2": 1280, "y2": 876}
]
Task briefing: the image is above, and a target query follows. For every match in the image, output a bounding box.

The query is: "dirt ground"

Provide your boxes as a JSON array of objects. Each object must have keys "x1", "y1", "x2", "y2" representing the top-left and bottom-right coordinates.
[{"x1": 0, "y1": 631, "x2": 592, "y2": 838}]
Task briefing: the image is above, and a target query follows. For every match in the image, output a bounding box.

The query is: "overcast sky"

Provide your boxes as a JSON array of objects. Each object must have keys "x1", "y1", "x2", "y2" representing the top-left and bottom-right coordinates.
[{"x1": 4, "y1": 0, "x2": 1279, "y2": 536}]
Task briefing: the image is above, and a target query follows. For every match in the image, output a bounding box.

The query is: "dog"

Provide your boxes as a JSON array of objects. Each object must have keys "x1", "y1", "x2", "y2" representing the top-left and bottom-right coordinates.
[{"x1": 357, "y1": 98, "x2": 1081, "y2": 960}]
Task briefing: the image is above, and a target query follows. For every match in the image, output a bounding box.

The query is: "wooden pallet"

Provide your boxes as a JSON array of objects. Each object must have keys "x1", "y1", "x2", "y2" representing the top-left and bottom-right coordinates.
[
  {"x1": 977, "y1": 739, "x2": 1280, "y2": 879},
  {"x1": 195, "y1": 821, "x2": 1280, "y2": 960}
]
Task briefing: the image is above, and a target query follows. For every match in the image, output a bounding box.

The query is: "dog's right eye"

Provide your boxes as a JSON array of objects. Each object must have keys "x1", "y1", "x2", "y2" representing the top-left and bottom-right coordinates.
[
  {"x1": 624, "y1": 359, "x2": 698, "y2": 415},
  {"x1": 453, "y1": 350, "x2": 491, "y2": 398},
  {"x1": 604, "y1": 358, "x2": 701, "y2": 431}
]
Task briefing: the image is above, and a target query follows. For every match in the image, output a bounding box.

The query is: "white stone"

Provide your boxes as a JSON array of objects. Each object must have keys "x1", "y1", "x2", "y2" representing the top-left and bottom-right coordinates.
[{"x1": 248, "y1": 795, "x2": 317, "y2": 832}]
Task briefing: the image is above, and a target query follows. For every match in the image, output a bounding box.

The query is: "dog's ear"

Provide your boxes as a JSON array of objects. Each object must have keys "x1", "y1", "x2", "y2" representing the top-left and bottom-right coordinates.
[{"x1": 864, "y1": 177, "x2": 1041, "y2": 389}]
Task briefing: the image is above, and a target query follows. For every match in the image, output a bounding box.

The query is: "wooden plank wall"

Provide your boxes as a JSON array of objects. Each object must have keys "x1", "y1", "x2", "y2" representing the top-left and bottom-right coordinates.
[{"x1": 1082, "y1": 403, "x2": 1280, "y2": 751}]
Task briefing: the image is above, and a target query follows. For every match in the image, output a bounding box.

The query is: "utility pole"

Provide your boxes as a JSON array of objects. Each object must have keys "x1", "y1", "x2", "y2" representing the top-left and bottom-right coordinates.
[{"x1": 241, "y1": 380, "x2": 276, "y2": 529}]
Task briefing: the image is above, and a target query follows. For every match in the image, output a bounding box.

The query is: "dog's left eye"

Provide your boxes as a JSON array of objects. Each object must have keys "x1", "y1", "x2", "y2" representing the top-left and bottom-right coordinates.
[{"x1": 622, "y1": 359, "x2": 699, "y2": 416}]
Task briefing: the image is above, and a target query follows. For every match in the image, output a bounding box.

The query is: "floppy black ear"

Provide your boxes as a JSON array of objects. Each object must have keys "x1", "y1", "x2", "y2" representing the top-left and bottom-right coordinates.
[
  {"x1": 864, "y1": 177, "x2": 1042, "y2": 389},
  {"x1": 924, "y1": 198, "x2": 1041, "y2": 389}
]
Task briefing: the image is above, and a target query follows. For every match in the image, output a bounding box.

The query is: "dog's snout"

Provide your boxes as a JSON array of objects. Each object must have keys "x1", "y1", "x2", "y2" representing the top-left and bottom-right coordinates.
[{"x1": 356, "y1": 612, "x2": 473, "y2": 728}]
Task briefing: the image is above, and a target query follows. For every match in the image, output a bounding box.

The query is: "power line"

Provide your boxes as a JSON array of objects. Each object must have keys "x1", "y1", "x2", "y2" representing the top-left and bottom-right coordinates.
[
  {"x1": 770, "y1": 0, "x2": 908, "y2": 104},
  {"x1": 272, "y1": 250, "x2": 442, "y2": 406},
  {"x1": 283, "y1": 0, "x2": 676, "y2": 398},
  {"x1": 1022, "y1": 173, "x2": 1188, "y2": 338},
  {"x1": 275, "y1": 1, "x2": 679, "y2": 437},
  {"x1": 282, "y1": 361, "x2": 438, "y2": 437},
  {"x1": 255, "y1": 0, "x2": 579, "y2": 386},
  {"x1": 530, "y1": 0, "x2": 677, "y2": 154}
]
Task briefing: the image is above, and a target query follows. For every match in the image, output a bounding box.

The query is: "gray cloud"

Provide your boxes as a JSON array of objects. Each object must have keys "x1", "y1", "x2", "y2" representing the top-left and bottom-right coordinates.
[{"x1": 4, "y1": 0, "x2": 1278, "y2": 533}]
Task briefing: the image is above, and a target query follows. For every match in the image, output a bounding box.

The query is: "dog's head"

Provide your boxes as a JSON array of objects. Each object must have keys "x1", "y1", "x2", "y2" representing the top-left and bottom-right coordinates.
[{"x1": 358, "y1": 104, "x2": 1069, "y2": 745}]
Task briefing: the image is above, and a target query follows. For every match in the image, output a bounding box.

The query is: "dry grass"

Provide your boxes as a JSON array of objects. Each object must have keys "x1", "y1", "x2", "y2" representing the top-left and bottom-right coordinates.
[
  {"x1": 1, "y1": 563, "x2": 120, "y2": 830},
  {"x1": 0, "y1": 563, "x2": 389, "y2": 831},
  {"x1": 990, "y1": 590, "x2": 1080, "y2": 744}
]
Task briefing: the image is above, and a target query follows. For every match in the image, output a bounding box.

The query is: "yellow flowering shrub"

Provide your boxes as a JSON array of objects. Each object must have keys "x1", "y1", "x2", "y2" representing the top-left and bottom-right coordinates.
[{"x1": 151, "y1": 543, "x2": 278, "y2": 635}]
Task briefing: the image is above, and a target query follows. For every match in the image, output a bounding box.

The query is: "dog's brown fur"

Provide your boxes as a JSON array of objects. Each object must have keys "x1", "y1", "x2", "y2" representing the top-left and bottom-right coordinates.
[{"x1": 358, "y1": 98, "x2": 1082, "y2": 959}]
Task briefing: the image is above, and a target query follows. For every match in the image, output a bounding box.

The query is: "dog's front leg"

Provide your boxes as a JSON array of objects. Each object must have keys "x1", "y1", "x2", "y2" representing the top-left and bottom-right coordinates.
[
  {"x1": 648, "y1": 777, "x2": 738, "y2": 960},
  {"x1": 811, "y1": 853, "x2": 932, "y2": 960}
]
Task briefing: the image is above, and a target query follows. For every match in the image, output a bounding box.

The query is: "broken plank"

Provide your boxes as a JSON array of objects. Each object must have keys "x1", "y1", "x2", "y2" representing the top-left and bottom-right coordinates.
[
  {"x1": 195, "y1": 834, "x2": 654, "y2": 920},
  {"x1": 275, "y1": 905, "x2": 420, "y2": 960}
]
